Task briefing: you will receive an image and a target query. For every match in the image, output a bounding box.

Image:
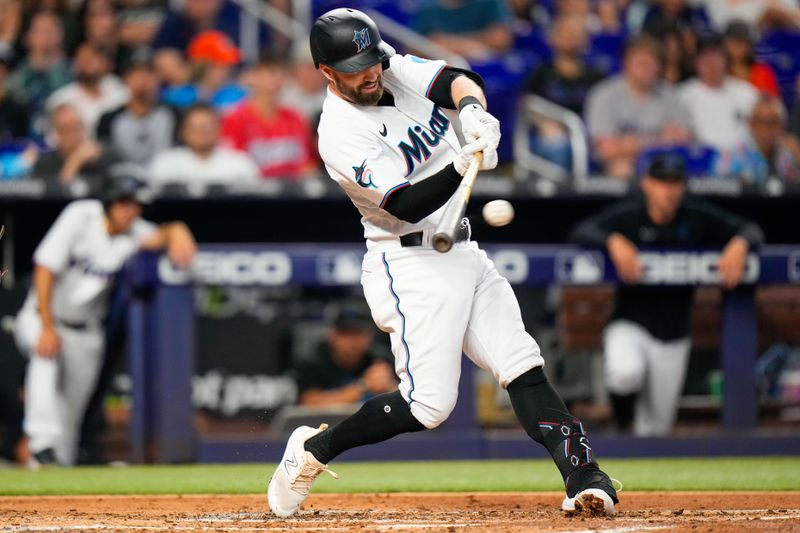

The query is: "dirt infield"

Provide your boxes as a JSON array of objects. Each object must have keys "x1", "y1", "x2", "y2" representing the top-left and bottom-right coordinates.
[{"x1": 1, "y1": 492, "x2": 799, "y2": 532}]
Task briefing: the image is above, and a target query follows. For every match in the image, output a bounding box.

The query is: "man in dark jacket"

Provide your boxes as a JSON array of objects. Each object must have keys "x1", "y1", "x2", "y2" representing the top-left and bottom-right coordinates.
[{"x1": 570, "y1": 152, "x2": 764, "y2": 436}]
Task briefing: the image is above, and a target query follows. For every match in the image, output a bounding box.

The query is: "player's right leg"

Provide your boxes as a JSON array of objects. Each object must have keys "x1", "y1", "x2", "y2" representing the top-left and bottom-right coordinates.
[
  {"x1": 462, "y1": 246, "x2": 618, "y2": 516},
  {"x1": 603, "y1": 320, "x2": 649, "y2": 432},
  {"x1": 15, "y1": 309, "x2": 61, "y2": 467},
  {"x1": 268, "y1": 247, "x2": 474, "y2": 517}
]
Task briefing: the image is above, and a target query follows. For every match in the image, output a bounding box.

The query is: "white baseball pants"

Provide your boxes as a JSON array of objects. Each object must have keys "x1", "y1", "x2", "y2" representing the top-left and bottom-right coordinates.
[
  {"x1": 603, "y1": 320, "x2": 691, "y2": 437},
  {"x1": 361, "y1": 241, "x2": 544, "y2": 429},
  {"x1": 15, "y1": 307, "x2": 105, "y2": 465}
]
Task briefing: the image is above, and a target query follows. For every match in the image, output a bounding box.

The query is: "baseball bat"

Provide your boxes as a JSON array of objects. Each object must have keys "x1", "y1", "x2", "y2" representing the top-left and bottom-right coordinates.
[{"x1": 432, "y1": 151, "x2": 483, "y2": 253}]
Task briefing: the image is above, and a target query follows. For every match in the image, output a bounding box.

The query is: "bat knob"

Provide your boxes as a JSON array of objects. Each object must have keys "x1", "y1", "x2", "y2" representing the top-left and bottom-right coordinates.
[{"x1": 432, "y1": 233, "x2": 453, "y2": 253}]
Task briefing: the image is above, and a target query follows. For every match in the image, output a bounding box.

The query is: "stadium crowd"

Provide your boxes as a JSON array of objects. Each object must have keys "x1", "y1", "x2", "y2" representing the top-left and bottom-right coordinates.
[{"x1": 0, "y1": 0, "x2": 800, "y2": 191}]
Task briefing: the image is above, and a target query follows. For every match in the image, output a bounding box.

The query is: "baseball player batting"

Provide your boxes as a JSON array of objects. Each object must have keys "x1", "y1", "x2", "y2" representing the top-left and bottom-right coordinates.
[
  {"x1": 15, "y1": 178, "x2": 195, "y2": 467},
  {"x1": 268, "y1": 8, "x2": 618, "y2": 517}
]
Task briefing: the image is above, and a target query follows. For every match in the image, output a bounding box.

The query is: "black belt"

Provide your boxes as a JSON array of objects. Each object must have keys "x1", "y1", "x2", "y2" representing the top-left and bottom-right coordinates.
[
  {"x1": 55, "y1": 318, "x2": 101, "y2": 331},
  {"x1": 400, "y1": 223, "x2": 470, "y2": 248}
]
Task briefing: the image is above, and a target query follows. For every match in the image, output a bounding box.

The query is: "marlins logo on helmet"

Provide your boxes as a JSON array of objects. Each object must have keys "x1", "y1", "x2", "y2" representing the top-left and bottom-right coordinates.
[{"x1": 353, "y1": 28, "x2": 370, "y2": 52}]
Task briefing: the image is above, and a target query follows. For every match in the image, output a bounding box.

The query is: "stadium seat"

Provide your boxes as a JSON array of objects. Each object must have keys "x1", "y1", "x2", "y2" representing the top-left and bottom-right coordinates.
[
  {"x1": 586, "y1": 32, "x2": 625, "y2": 75},
  {"x1": 755, "y1": 31, "x2": 800, "y2": 107},
  {"x1": 312, "y1": 0, "x2": 424, "y2": 26},
  {"x1": 636, "y1": 145, "x2": 721, "y2": 179}
]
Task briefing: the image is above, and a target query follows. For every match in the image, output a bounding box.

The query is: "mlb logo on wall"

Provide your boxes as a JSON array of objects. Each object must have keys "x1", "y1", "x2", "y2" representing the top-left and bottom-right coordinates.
[
  {"x1": 318, "y1": 251, "x2": 363, "y2": 285},
  {"x1": 353, "y1": 28, "x2": 371, "y2": 52},
  {"x1": 555, "y1": 251, "x2": 604, "y2": 284}
]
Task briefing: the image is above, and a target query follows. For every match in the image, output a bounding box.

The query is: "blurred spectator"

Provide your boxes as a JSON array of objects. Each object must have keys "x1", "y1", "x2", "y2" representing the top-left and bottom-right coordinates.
[
  {"x1": 678, "y1": 34, "x2": 758, "y2": 152},
  {"x1": 0, "y1": 0, "x2": 21, "y2": 61},
  {"x1": 17, "y1": 0, "x2": 80, "y2": 57},
  {"x1": 47, "y1": 43, "x2": 130, "y2": 136},
  {"x1": 585, "y1": 35, "x2": 691, "y2": 179},
  {"x1": 698, "y1": 0, "x2": 800, "y2": 31},
  {"x1": 116, "y1": 0, "x2": 168, "y2": 49},
  {"x1": 718, "y1": 95, "x2": 800, "y2": 184},
  {"x1": 75, "y1": 0, "x2": 132, "y2": 77},
  {"x1": 97, "y1": 51, "x2": 177, "y2": 168},
  {"x1": 523, "y1": 15, "x2": 604, "y2": 168},
  {"x1": 570, "y1": 152, "x2": 764, "y2": 436},
  {"x1": 556, "y1": 0, "x2": 623, "y2": 34},
  {"x1": 0, "y1": 57, "x2": 36, "y2": 179},
  {"x1": 722, "y1": 20, "x2": 780, "y2": 97},
  {"x1": 152, "y1": 0, "x2": 269, "y2": 52},
  {"x1": 0, "y1": 58, "x2": 30, "y2": 142},
  {"x1": 648, "y1": 21, "x2": 693, "y2": 83},
  {"x1": 32, "y1": 104, "x2": 122, "y2": 195},
  {"x1": 222, "y1": 53, "x2": 316, "y2": 180},
  {"x1": 414, "y1": 0, "x2": 513, "y2": 60},
  {"x1": 293, "y1": 302, "x2": 396, "y2": 407},
  {"x1": 508, "y1": 0, "x2": 550, "y2": 30},
  {"x1": 7, "y1": 11, "x2": 72, "y2": 138},
  {"x1": 161, "y1": 30, "x2": 246, "y2": 113},
  {"x1": 280, "y1": 43, "x2": 326, "y2": 124},
  {"x1": 153, "y1": 48, "x2": 192, "y2": 93},
  {"x1": 149, "y1": 103, "x2": 259, "y2": 187},
  {"x1": 641, "y1": 0, "x2": 711, "y2": 35}
]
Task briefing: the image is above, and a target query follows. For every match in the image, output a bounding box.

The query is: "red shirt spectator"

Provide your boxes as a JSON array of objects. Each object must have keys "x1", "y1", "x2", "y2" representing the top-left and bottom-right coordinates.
[
  {"x1": 222, "y1": 102, "x2": 315, "y2": 180},
  {"x1": 749, "y1": 62, "x2": 780, "y2": 98},
  {"x1": 222, "y1": 52, "x2": 316, "y2": 180}
]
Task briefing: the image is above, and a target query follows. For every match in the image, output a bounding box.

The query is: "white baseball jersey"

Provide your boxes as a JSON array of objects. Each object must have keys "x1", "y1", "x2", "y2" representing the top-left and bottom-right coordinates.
[
  {"x1": 21, "y1": 199, "x2": 157, "y2": 322},
  {"x1": 318, "y1": 54, "x2": 461, "y2": 248},
  {"x1": 318, "y1": 55, "x2": 544, "y2": 429}
]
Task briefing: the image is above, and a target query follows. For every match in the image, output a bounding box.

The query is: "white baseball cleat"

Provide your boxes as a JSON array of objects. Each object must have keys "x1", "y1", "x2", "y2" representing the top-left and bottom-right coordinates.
[
  {"x1": 561, "y1": 488, "x2": 616, "y2": 517},
  {"x1": 267, "y1": 424, "x2": 338, "y2": 517}
]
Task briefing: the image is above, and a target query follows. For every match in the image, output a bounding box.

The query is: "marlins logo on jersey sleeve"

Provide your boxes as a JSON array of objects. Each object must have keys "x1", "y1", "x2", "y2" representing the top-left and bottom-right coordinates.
[{"x1": 321, "y1": 133, "x2": 410, "y2": 208}]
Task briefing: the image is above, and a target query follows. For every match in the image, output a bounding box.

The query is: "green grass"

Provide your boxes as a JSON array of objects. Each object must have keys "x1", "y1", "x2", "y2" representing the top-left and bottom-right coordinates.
[{"x1": 1, "y1": 457, "x2": 798, "y2": 496}]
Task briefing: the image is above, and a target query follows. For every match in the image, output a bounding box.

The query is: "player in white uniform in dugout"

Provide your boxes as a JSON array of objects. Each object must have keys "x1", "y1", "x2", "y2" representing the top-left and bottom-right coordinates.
[
  {"x1": 269, "y1": 8, "x2": 619, "y2": 517},
  {"x1": 15, "y1": 178, "x2": 196, "y2": 467}
]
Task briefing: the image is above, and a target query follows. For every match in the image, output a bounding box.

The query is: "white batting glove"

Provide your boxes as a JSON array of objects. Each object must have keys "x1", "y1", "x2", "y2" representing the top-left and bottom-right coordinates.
[
  {"x1": 454, "y1": 138, "x2": 489, "y2": 176},
  {"x1": 459, "y1": 103, "x2": 500, "y2": 167}
]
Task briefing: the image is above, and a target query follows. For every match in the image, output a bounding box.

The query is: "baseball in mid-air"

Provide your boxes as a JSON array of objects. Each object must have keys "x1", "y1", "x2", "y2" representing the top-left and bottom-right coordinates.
[{"x1": 482, "y1": 200, "x2": 515, "y2": 227}]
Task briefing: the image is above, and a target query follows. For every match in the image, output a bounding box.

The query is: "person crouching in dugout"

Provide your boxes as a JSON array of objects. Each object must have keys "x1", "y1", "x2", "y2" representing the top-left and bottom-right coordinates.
[
  {"x1": 15, "y1": 177, "x2": 196, "y2": 467},
  {"x1": 570, "y1": 152, "x2": 764, "y2": 436}
]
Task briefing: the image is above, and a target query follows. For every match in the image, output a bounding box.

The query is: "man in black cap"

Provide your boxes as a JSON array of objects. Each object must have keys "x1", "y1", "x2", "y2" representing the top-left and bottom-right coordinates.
[
  {"x1": 97, "y1": 49, "x2": 178, "y2": 168},
  {"x1": 570, "y1": 151, "x2": 764, "y2": 436},
  {"x1": 15, "y1": 177, "x2": 195, "y2": 467},
  {"x1": 292, "y1": 302, "x2": 396, "y2": 407}
]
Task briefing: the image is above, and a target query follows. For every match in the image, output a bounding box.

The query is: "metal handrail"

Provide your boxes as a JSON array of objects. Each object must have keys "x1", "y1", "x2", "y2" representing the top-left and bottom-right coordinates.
[{"x1": 514, "y1": 94, "x2": 589, "y2": 183}]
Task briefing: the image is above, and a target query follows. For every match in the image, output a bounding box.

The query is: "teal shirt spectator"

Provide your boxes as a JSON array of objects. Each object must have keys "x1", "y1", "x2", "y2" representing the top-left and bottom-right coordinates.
[
  {"x1": 414, "y1": 0, "x2": 510, "y2": 36},
  {"x1": 162, "y1": 83, "x2": 248, "y2": 114},
  {"x1": 717, "y1": 138, "x2": 800, "y2": 185}
]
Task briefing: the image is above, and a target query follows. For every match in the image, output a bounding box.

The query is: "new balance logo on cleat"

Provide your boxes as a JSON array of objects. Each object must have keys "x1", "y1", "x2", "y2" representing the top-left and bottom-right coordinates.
[{"x1": 268, "y1": 424, "x2": 339, "y2": 517}]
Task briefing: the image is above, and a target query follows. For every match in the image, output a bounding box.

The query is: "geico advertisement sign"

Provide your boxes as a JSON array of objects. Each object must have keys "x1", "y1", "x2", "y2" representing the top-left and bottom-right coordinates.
[
  {"x1": 159, "y1": 251, "x2": 292, "y2": 285},
  {"x1": 637, "y1": 252, "x2": 760, "y2": 284}
]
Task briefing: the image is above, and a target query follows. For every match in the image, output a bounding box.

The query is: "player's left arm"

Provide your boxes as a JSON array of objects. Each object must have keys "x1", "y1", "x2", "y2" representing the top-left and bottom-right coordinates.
[
  {"x1": 428, "y1": 67, "x2": 500, "y2": 171},
  {"x1": 139, "y1": 221, "x2": 197, "y2": 269}
]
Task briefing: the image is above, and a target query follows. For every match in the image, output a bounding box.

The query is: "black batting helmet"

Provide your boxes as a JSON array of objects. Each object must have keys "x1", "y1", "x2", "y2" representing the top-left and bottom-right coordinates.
[
  {"x1": 310, "y1": 8, "x2": 395, "y2": 73},
  {"x1": 103, "y1": 175, "x2": 149, "y2": 209}
]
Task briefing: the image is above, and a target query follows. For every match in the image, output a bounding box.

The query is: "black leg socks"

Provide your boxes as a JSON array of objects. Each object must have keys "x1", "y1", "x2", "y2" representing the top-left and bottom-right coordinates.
[
  {"x1": 507, "y1": 367, "x2": 600, "y2": 492},
  {"x1": 304, "y1": 390, "x2": 425, "y2": 464},
  {"x1": 609, "y1": 393, "x2": 635, "y2": 432}
]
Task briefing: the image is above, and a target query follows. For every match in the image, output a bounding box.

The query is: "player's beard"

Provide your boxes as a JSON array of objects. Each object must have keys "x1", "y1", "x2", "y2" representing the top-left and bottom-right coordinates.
[{"x1": 335, "y1": 74, "x2": 384, "y2": 106}]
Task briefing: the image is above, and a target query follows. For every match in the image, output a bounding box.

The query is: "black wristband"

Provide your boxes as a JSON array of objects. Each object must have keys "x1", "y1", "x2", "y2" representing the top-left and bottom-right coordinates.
[{"x1": 458, "y1": 96, "x2": 484, "y2": 112}]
